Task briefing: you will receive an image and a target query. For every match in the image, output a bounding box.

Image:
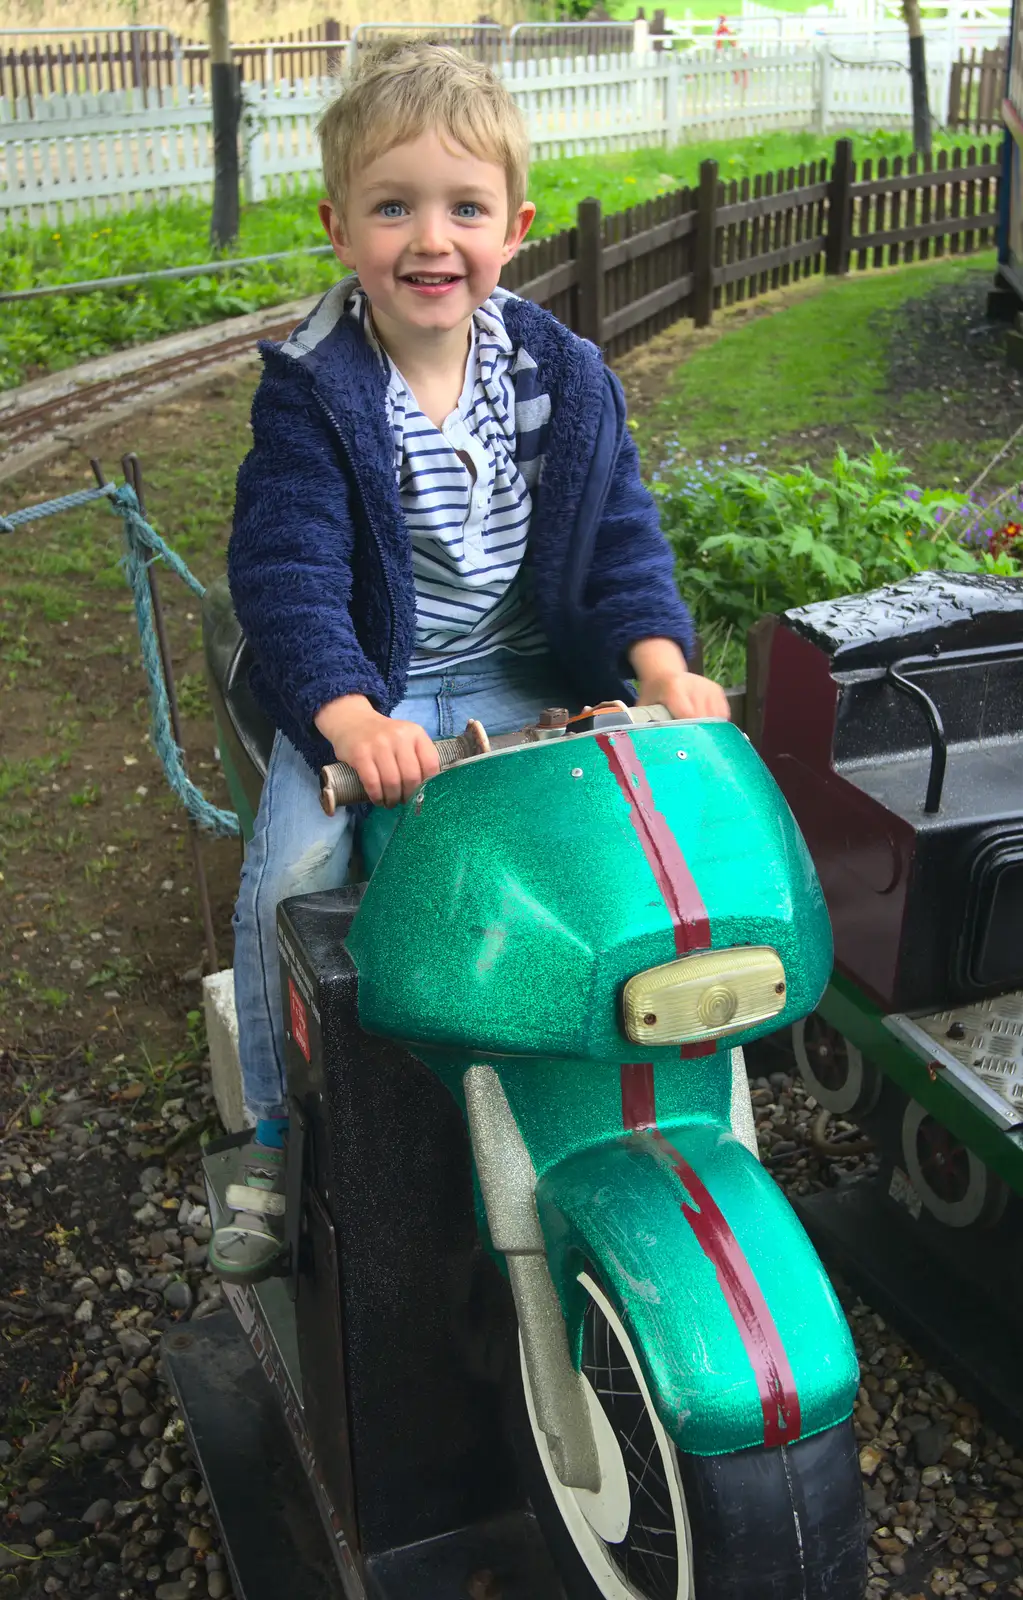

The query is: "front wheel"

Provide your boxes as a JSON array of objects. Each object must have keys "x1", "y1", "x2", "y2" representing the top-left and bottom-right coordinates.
[{"x1": 515, "y1": 1272, "x2": 865, "y2": 1600}]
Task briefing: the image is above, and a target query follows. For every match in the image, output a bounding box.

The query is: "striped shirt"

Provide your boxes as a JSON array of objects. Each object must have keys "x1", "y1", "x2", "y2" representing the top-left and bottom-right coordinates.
[{"x1": 346, "y1": 285, "x2": 547, "y2": 675}]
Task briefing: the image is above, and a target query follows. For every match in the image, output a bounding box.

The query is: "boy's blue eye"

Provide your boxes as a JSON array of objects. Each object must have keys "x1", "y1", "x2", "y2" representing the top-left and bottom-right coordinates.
[
  {"x1": 454, "y1": 203, "x2": 481, "y2": 219},
  {"x1": 378, "y1": 202, "x2": 407, "y2": 219}
]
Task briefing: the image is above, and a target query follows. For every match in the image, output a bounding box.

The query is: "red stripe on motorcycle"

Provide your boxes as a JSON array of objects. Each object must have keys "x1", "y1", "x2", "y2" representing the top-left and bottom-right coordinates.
[
  {"x1": 620, "y1": 1060, "x2": 657, "y2": 1130},
  {"x1": 596, "y1": 732, "x2": 710, "y2": 957},
  {"x1": 620, "y1": 1061, "x2": 802, "y2": 1448}
]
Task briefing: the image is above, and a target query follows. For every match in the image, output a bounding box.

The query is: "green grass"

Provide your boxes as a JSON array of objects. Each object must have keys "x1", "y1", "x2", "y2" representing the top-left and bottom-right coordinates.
[
  {"x1": 0, "y1": 127, "x2": 987, "y2": 389},
  {"x1": 632, "y1": 251, "x2": 999, "y2": 474}
]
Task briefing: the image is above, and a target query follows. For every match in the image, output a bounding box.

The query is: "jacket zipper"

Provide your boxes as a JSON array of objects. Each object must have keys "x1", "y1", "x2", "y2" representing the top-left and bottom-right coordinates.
[{"x1": 315, "y1": 391, "x2": 398, "y2": 694}]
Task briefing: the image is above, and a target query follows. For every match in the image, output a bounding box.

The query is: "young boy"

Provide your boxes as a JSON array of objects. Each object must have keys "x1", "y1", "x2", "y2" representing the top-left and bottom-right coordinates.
[{"x1": 210, "y1": 40, "x2": 729, "y2": 1283}]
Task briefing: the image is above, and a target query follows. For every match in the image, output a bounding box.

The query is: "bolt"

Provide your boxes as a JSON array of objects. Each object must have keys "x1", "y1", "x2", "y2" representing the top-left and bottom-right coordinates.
[
  {"x1": 538, "y1": 707, "x2": 570, "y2": 728},
  {"x1": 643, "y1": 1012, "x2": 658, "y2": 1026},
  {"x1": 946, "y1": 1021, "x2": 965, "y2": 1040},
  {"x1": 775, "y1": 981, "x2": 786, "y2": 994},
  {"x1": 571, "y1": 767, "x2": 583, "y2": 778},
  {"x1": 676, "y1": 750, "x2": 688, "y2": 759}
]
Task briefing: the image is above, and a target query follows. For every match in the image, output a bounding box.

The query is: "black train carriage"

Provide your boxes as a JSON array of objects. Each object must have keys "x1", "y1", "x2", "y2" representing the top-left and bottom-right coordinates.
[{"x1": 755, "y1": 570, "x2": 1023, "y2": 1440}]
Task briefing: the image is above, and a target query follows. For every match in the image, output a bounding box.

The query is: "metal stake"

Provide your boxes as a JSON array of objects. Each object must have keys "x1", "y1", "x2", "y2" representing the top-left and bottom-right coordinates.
[{"x1": 92, "y1": 455, "x2": 221, "y2": 975}]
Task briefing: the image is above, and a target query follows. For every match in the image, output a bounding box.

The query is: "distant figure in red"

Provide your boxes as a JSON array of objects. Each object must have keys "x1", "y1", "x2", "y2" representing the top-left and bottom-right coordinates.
[{"x1": 714, "y1": 12, "x2": 735, "y2": 48}]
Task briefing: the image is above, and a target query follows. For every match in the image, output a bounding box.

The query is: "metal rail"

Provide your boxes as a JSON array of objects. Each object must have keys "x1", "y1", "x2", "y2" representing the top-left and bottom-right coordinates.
[
  {"x1": 0, "y1": 246, "x2": 334, "y2": 305},
  {"x1": 1, "y1": 312, "x2": 304, "y2": 467}
]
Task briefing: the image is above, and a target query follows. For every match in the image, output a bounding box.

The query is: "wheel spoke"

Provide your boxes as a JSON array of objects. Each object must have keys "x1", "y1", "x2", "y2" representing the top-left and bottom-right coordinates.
[{"x1": 580, "y1": 1293, "x2": 682, "y2": 1600}]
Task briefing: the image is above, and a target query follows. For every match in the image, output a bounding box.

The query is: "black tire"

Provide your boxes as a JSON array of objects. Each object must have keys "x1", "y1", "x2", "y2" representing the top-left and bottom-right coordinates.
[
  {"x1": 678, "y1": 1424, "x2": 866, "y2": 1600},
  {"x1": 512, "y1": 1272, "x2": 865, "y2": 1600}
]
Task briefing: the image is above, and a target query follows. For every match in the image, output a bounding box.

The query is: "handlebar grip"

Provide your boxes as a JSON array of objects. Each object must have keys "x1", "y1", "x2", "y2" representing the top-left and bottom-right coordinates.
[
  {"x1": 319, "y1": 722, "x2": 489, "y2": 816},
  {"x1": 318, "y1": 759, "x2": 371, "y2": 813}
]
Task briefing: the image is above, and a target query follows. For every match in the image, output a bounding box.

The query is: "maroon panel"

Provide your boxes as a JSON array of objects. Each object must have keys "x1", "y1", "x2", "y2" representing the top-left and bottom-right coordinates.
[
  {"x1": 759, "y1": 625, "x2": 918, "y2": 1012},
  {"x1": 759, "y1": 627, "x2": 838, "y2": 769}
]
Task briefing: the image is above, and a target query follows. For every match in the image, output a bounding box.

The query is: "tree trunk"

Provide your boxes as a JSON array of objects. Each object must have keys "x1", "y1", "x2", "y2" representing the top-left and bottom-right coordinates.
[
  {"x1": 209, "y1": 0, "x2": 240, "y2": 250},
  {"x1": 903, "y1": 0, "x2": 932, "y2": 156}
]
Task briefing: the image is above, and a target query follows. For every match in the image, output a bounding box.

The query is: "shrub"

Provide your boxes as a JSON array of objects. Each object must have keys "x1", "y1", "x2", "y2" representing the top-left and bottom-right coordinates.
[{"x1": 655, "y1": 445, "x2": 1021, "y2": 648}]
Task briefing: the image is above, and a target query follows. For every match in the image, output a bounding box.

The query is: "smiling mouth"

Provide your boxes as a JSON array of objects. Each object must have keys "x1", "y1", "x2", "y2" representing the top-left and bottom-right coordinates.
[{"x1": 401, "y1": 273, "x2": 463, "y2": 284}]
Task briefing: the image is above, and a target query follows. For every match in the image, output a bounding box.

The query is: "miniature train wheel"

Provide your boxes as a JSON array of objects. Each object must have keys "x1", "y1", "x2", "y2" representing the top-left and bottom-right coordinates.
[
  {"x1": 516, "y1": 1272, "x2": 865, "y2": 1599},
  {"x1": 901, "y1": 1101, "x2": 1008, "y2": 1229},
  {"x1": 792, "y1": 1014, "x2": 881, "y2": 1117}
]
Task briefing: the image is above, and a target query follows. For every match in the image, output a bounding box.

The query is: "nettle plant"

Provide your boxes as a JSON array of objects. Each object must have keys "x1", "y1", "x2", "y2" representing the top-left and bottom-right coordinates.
[{"x1": 654, "y1": 445, "x2": 1022, "y2": 641}]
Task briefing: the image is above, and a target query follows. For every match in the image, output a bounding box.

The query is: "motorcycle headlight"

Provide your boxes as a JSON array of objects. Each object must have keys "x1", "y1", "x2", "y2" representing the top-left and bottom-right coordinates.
[{"x1": 623, "y1": 946, "x2": 786, "y2": 1046}]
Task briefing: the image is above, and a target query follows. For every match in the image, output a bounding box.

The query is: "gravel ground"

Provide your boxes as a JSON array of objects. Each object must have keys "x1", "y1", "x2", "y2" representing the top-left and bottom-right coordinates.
[
  {"x1": 0, "y1": 1048, "x2": 230, "y2": 1600},
  {"x1": 753, "y1": 1060, "x2": 1023, "y2": 1600},
  {"x1": 4, "y1": 1044, "x2": 1023, "y2": 1600}
]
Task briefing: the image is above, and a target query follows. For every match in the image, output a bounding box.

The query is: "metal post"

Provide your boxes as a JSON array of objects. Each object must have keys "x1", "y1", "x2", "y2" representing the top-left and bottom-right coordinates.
[{"x1": 92, "y1": 456, "x2": 220, "y2": 975}]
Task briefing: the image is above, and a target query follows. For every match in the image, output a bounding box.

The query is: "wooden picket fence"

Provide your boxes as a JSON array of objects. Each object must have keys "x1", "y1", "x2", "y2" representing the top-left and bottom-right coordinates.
[
  {"x1": 501, "y1": 138, "x2": 999, "y2": 361},
  {"x1": 0, "y1": 30, "x2": 185, "y2": 106},
  {"x1": 187, "y1": 21, "x2": 347, "y2": 94},
  {"x1": 0, "y1": 17, "x2": 639, "y2": 107},
  {"x1": 947, "y1": 42, "x2": 1007, "y2": 132}
]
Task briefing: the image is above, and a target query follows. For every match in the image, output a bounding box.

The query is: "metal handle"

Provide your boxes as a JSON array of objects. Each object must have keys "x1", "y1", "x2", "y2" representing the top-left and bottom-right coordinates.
[
  {"x1": 319, "y1": 720, "x2": 489, "y2": 815},
  {"x1": 876, "y1": 640, "x2": 1023, "y2": 816},
  {"x1": 886, "y1": 655, "x2": 947, "y2": 814}
]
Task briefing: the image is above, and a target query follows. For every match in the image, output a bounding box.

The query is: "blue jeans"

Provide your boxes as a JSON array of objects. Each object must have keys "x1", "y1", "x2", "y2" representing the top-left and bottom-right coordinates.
[{"x1": 233, "y1": 650, "x2": 571, "y2": 1120}]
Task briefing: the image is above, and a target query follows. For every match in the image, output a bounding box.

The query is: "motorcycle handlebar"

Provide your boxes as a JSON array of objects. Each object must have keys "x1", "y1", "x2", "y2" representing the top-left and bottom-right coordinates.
[
  {"x1": 318, "y1": 703, "x2": 675, "y2": 815},
  {"x1": 319, "y1": 720, "x2": 490, "y2": 815}
]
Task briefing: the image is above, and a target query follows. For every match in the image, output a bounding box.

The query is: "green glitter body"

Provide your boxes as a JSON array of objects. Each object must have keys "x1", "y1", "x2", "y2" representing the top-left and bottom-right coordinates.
[{"x1": 347, "y1": 721, "x2": 858, "y2": 1455}]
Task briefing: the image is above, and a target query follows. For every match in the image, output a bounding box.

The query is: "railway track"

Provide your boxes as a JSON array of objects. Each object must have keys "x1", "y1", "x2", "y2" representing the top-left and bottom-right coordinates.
[{"x1": 0, "y1": 303, "x2": 313, "y2": 482}]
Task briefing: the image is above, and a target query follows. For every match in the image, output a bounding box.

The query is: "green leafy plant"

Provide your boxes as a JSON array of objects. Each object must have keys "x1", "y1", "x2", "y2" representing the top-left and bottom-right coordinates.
[{"x1": 657, "y1": 445, "x2": 1022, "y2": 646}]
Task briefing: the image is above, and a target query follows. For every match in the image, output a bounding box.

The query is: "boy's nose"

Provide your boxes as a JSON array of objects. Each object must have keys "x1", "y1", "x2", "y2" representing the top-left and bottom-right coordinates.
[{"x1": 410, "y1": 211, "x2": 454, "y2": 256}]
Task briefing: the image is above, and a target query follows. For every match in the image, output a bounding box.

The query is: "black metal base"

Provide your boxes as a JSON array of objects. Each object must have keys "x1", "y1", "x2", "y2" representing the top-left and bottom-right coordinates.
[
  {"x1": 364, "y1": 1512, "x2": 563, "y2": 1600},
  {"x1": 163, "y1": 1314, "x2": 347, "y2": 1600},
  {"x1": 164, "y1": 1310, "x2": 565, "y2": 1600},
  {"x1": 796, "y1": 1180, "x2": 1023, "y2": 1449}
]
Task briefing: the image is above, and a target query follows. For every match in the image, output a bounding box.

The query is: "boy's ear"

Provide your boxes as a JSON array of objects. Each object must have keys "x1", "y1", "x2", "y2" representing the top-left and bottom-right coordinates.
[
  {"x1": 319, "y1": 200, "x2": 356, "y2": 269},
  {"x1": 502, "y1": 201, "x2": 537, "y2": 264}
]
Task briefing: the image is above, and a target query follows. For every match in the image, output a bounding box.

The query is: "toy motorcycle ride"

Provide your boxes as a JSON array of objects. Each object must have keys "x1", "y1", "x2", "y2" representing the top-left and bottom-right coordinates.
[{"x1": 172, "y1": 577, "x2": 866, "y2": 1600}]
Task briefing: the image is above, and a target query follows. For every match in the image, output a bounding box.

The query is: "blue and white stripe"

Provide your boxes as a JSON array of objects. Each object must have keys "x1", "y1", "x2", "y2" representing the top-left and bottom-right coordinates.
[{"x1": 343, "y1": 284, "x2": 549, "y2": 674}]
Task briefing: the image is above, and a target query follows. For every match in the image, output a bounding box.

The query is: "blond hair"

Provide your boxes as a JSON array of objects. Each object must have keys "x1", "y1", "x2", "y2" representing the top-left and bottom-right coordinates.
[{"x1": 317, "y1": 41, "x2": 530, "y2": 228}]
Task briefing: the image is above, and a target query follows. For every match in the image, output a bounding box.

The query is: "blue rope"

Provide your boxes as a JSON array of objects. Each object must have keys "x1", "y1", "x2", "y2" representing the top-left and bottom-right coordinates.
[
  {"x1": 1, "y1": 479, "x2": 240, "y2": 838},
  {"x1": 0, "y1": 482, "x2": 115, "y2": 532}
]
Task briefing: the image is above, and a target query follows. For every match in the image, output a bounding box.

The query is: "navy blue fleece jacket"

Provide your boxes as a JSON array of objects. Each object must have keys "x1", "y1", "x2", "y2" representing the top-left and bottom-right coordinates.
[{"x1": 229, "y1": 287, "x2": 695, "y2": 772}]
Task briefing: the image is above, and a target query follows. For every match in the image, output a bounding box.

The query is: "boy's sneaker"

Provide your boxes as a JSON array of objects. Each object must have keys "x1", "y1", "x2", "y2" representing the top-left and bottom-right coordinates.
[{"x1": 209, "y1": 1138, "x2": 287, "y2": 1285}]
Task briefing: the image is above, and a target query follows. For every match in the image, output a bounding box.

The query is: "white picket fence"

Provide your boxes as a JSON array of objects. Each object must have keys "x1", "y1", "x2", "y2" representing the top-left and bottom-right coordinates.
[
  {"x1": 699, "y1": 0, "x2": 1006, "y2": 54},
  {"x1": 0, "y1": 47, "x2": 959, "y2": 226}
]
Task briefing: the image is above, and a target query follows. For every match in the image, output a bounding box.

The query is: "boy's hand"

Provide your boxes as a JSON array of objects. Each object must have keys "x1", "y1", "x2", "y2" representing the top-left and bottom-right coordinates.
[
  {"x1": 636, "y1": 671, "x2": 731, "y2": 722},
  {"x1": 629, "y1": 637, "x2": 731, "y2": 722},
  {"x1": 314, "y1": 695, "x2": 440, "y2": 808}
]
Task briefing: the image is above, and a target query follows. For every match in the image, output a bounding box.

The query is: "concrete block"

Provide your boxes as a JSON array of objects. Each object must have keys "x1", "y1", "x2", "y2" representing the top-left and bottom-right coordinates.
[{"x1": 203, "y1": 969, "x2": 250, "y2": 1134}]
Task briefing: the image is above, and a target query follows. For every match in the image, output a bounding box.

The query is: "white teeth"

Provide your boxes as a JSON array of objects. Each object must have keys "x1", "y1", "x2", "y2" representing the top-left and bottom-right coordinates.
[{"x1": 405, "y1": 275, "x2": 458, "y2": 284}]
